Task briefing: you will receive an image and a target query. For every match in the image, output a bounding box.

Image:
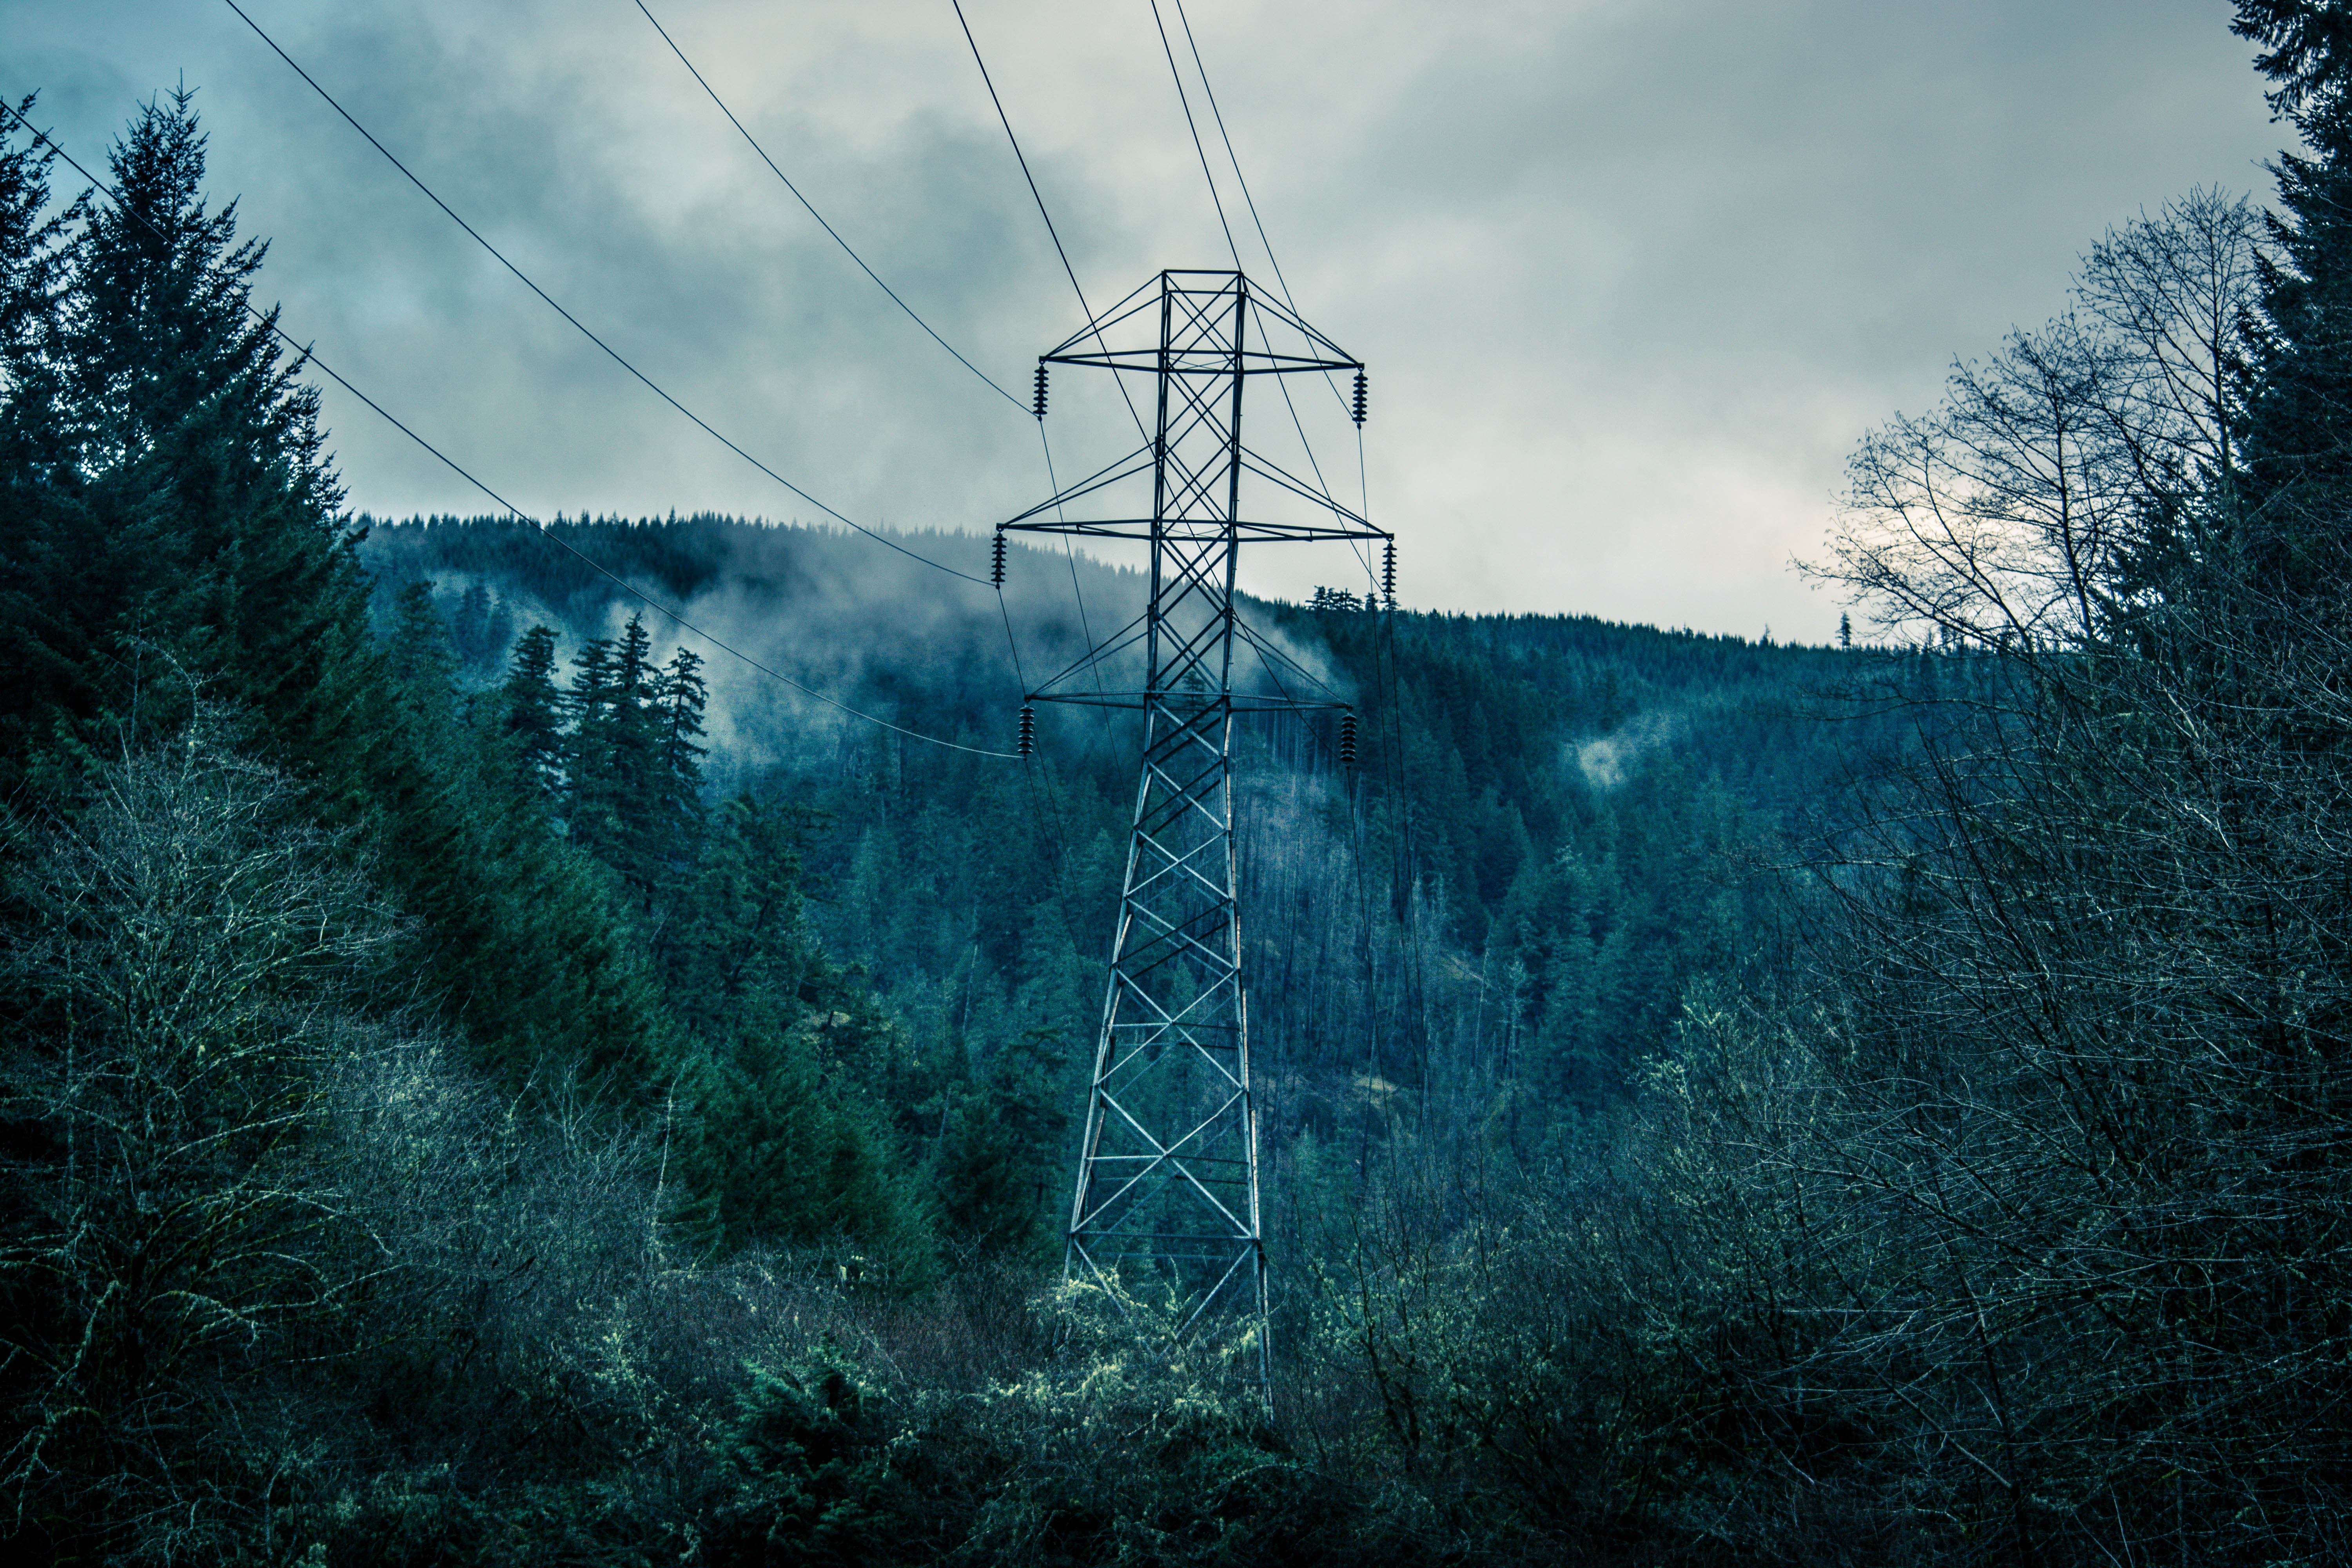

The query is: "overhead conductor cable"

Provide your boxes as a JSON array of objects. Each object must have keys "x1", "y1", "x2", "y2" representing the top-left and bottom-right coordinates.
[
  {"x1": 630, "y1": 0, "x2": 1029, "y2": 416},
  {"x1": 216, "y1": 0, "x2": 991, "y2": 587},
  {"x1": 0, "y1": 98, "x2": 1016, "y2": 760}
]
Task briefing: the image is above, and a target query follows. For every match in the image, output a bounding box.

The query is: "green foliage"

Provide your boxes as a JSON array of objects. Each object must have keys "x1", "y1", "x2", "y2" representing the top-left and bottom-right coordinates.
[
  {"x1": 668, "y1": 1011, "x2": 940, "y2": 1282},
  {"x1": 713, "y1": 1357, "x2": 906, "y2": 1564},
  {"x1": 911, "y1": 1279, "x2": 1336, "y2": 1568},
  {"x1": 2229, "y1": 4, "x2": 2352, "y2": 623},
  {"x1": 566, "y1": 613, "x2": 673, "y2": 904},
  {"x1": 500, "y1": 620, "x2": 567, "y2": 795},
  {"x1": 0, "y1": 89, "x2": 370, "y2": 797},
  {"x1": 18, "y1": 11, "x2": 2352, "y2": 1556},
  {"x1": 0, "y1": 96, "x2": 675, "y2": 1098},
  {"x1": 0, "y1": 85, "x2": 933, "y2": 1319},
  {"x1": 931, "y1": 1027, "x2": 1072, "y2": 1262}
]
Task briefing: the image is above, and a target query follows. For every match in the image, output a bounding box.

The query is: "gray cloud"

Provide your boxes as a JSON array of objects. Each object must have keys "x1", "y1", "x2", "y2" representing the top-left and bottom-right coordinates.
[{"x1": 3, "y1": 0, "x2": 2281, "y2": 639}]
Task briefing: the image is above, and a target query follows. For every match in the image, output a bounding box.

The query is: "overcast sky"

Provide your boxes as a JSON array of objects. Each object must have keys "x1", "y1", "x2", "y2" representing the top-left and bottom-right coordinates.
[{"x1": 5, "y1": 0, "x2": 2287, "y2": 639}]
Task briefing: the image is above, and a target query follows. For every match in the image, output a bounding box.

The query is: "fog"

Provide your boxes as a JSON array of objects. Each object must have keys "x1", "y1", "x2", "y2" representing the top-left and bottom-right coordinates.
[{"x1": 7, "y1": 0, "x2": 2282, "y2": 637}]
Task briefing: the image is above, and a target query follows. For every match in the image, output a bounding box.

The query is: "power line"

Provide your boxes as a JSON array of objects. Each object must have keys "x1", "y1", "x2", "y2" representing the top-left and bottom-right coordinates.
[
  {"x1": 1171, "y1": 0, "x2": 1348, "y2": 425},
  {"x1": 1160, "y1": 3, "x2": 1413, "y2": 1092},
  {"x1": 631, "y1": 0, "x2": 1079, "y2": 786},
  {"x1": 1147, "y1": 0, "x2": 1363, "y2": 571},
  {"x1": 1148, "y1": 4, "x2": 1349, "y2": 524},
  {"x1": 0, "y1": 96, "x2": 1019, "y2": 761},
  {"x1": 629, "y1": 0, "x2": 1029, "y2": 417},
  {"x1": 1170, "y1": 0, "x2": 1303, "y2": 328},
  {"x1": 1148, "y1": 0, "x2": 1243, "y2": 274},
  {"x1": 949, "y1": 0, "x2": 1097, "y2": 359},
  {"x1": 949, "y1": 0, "x2": 1157, "y2": 880},
  {"x1": 949, "y1": 0, "x2": 1151, "y2": 446},
  {"x1": 1040, "y1": 420, "x2": 1119, "y2": 721},
  {"x1": 1168, "y1": 0, "x2": 1359, "y2": 441},
  {"x1": 215, "y1": 0, "x2": 991, "y2": 588},
  {"x1": 1164, "y1": 0, "x2": 1373, "y2": 583},
  {"x1": 1140, "y1": 8, "x2": 1373, "y2": 638},
  {"x1": 226, "y1": 0, "x2": 1081, "y2": 780}
]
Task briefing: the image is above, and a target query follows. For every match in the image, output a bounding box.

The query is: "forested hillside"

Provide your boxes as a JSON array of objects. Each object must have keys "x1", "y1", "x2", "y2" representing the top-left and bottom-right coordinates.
[
  {"x1": 6, "y1": 2, "x2": 2352, "y2": 1560},
  {"x1": 360, "y1": 511, "x2": 1890, "y2": 1158}
]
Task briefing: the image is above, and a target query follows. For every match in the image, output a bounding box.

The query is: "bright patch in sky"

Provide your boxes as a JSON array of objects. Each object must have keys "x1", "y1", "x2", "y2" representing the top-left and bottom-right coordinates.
[{"x1": 2, "y1": 0, "x2": 2283, "y2": 639}]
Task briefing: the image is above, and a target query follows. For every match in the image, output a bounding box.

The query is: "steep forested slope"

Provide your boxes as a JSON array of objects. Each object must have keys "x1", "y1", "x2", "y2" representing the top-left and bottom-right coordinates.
[{"x1": 361, "y1": 513, "x2": 1898, "y2": 1153}]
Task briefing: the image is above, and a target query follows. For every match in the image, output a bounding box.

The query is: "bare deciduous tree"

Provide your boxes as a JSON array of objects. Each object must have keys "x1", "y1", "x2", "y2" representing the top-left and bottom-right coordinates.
[
  {"x1": 1815, "y1": 190, "x2": 2266, "y2": 654},
  {"x1": 0, "y1": 727, "x2": 396, "y2": 1555},
  {"x1": 1762, "y1": 184, "x2": 2352, "y2": 1563}
]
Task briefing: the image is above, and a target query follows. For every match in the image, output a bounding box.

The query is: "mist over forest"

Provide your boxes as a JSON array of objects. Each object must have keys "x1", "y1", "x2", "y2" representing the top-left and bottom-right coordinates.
[{"x1": 6, "y1": 4, "x2": 2352, "y2": 1564}]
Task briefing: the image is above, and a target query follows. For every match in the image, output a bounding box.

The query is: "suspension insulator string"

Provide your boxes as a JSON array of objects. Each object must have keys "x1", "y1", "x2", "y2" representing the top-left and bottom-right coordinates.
[
  {"x1": 1382, "y1": 540, "x2": 1396, "y2": 610},
  {"x1": 1351, "y1": 367, "x2": 1367, "y2": 426},
  {"x1": 1034, "y1": 362, "x2": 1049, "y2": 420},
  {"x1": 993, "y1": 529, "x2": 1007, "y2": 586},
  {"x1": 1340, "y1": 708, "x2": 1358, "y2": 769},
  {"x1": 1018, "y1": 703, "x2": 1036, "y2": 756}
]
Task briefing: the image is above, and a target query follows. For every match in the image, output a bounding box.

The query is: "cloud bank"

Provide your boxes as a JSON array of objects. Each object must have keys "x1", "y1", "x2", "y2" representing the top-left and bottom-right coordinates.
[{"x1": 4, "y1": 0, "x2": 2281, "y2": 638}]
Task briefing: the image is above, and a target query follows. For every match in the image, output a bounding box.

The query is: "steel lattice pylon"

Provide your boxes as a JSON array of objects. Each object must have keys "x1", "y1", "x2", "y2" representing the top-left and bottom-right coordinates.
[{"x1": 1000, "y1": 270, "x2": 1386, "y2": 1366}]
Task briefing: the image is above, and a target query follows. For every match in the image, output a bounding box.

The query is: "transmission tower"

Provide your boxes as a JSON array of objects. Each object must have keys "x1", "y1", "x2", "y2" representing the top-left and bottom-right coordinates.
[{"x1": 999, "y1": 269, "x2": 1388, "y2": 1368}]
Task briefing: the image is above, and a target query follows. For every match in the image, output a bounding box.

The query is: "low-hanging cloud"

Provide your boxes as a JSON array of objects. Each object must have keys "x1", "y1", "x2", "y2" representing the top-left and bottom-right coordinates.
[
  {"x1": 1572, "y1": 709, "x2": 1688, "y2": 792},
  {"x1": 9, "y1": 0, "x2": 2284, "y2": 640}
]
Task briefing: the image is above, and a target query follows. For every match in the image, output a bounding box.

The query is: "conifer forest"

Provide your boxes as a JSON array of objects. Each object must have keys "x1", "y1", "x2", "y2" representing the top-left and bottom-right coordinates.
[{"x1": 5, "y1": 4, "x2": 2352, "y2": 1564}]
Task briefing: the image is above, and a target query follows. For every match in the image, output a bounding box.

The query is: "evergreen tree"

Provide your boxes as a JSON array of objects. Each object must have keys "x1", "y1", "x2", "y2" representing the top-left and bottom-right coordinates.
[
  {"x1": 931, "y1": 1027, "x2": 1071, "y2": 1261},
  {"x1": 0, "y1": 103, "x2": 73, "y2": 788},
  {"x1": 562, "y1": 617, "x2": 710, "y2": 908},
  {"x1": 657, "y1": 792, "x2": 820, "y2": 1028},
  {"x1": 443, "y1": 578, "x2": 511, "y2": 671},
  {"x1": 499, "y1": 622, "x2": 566, "y2": 797},
  {"x1": 0, "y1": 93, "x2": 678, "y2": 1091},
  {"x1": 654, "y1": 643, "x2": 709, "y2": 846},
  {"x1": 2234, "y1": 1, "x2": 2352, "y2": 602},
  {"x1": 564, "y1": 632, "x2": 615, "y2": 733},
  {"x1": 566, "y1": 616, "x2": 664, "y2": 898},
  {"x1": 0, "y1": 90, "x2": 371, "y2": 791},
  {"x1": 385, "y1": 579, "x2": 456, "y2": 694},
  {"x1": 563, "y1": 630, "x2": 619, "y2": 844},
  {"x1": 0, "y1": 95, "x2": 67, "y2": 376}
]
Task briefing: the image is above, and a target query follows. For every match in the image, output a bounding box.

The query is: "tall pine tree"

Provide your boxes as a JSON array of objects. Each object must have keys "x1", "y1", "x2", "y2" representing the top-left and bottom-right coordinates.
[
  {"x1": 2234, "y1": 2, "x2": 2352, "y2": 604},
  {"x1": 0, "y1": 93, "x2": 672, "y2": 1087},
  {"x1": 500, "y1": 622, "x2": 567, "y2": 796},
  {"x1": 0, "y1": 93, "x2": 372, "y2": 792},
  {"x1": 653, "y1": 643, "x2": 709, "y2": 866}
]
